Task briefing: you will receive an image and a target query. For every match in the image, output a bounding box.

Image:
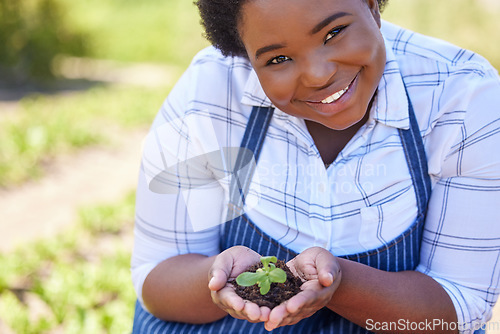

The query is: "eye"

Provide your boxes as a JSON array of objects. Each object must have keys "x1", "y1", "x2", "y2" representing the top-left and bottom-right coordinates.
[
  {"x1": 268, "y1": 55, "x2": 291, "y2": 65},
  {"x1": 324, "y1": 25, "x2": 346, "y2": 44}
]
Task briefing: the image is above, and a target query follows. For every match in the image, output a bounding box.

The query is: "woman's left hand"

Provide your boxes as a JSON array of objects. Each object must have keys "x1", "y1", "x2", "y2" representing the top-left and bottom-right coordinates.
[
  {"x1": 208, "y1": 246, "x2": 271, "y2": 323},
  {"x1": 264, "y1": 247, "x2": 341, "y2": 331}
]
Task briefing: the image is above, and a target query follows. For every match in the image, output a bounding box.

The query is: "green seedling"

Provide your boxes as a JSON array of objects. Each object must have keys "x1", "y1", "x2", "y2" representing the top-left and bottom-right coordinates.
[{"x1": 235, "y1": 256, "x2": 287, "y2": 295}]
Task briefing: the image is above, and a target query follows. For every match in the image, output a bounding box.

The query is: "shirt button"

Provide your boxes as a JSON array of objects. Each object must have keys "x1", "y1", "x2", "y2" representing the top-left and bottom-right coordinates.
[{"x1": 318, "y1": 183, "x2": 326, "y2": 193}]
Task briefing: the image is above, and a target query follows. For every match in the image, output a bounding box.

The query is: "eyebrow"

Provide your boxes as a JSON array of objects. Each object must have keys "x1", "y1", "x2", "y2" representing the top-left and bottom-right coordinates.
[
  {"x1": 254, "y1": 11, "x2": 352, "y2": 60},
  {"x1": 310, "y1": 12, "x2": 352, "y2": 35},
  {"x1": 255, "y1": 43, "x2": 286, "y2": 60}
]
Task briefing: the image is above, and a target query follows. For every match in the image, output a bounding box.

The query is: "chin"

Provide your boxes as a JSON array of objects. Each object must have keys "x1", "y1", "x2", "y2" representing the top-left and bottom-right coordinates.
[{"x1": 321, "y1": 114, "x2": 367, "y2": 131}]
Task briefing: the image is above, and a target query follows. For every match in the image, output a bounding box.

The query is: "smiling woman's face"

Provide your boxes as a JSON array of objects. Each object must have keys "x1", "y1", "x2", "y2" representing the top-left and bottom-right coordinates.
[{"x1": 238, "y1": 0, "x2": 386, "y2": 130}]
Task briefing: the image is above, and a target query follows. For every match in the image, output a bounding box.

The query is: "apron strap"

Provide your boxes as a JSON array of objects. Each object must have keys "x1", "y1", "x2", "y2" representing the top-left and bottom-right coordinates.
[
  {"x1": 398, "y1": 90, "x2": 432, "y2": 215},
  {"x1": 227, "y1": 106, "x2": 274, "y2": 218}
]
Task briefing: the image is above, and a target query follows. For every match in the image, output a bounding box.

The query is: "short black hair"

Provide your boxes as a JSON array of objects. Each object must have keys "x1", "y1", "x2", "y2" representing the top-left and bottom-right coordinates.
[{"x1": 195, "y1": 0, "x2": 389, "y2": 58}]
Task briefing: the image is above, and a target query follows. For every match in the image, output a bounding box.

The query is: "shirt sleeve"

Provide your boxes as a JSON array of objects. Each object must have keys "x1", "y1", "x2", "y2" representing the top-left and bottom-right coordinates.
[
  {"x1": 416, "y1": 66, "x2": 500, "y2": 333},
  {"x1": 130, "y1": 61, "x2": 225, "y2": 309}
]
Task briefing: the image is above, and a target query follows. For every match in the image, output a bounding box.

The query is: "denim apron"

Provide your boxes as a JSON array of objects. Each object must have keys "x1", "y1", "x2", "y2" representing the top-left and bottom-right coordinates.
[{"x1": 133, "y1": 92, "x2": 477, "y2": 333}]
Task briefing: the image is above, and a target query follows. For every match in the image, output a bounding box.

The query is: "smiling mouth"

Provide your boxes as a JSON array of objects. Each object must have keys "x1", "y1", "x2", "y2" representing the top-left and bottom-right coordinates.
[
  {"x1": 319, "y1": 74, "x2": 357, "y2": 104},
  {"x1": 321, "y1": 84, "x2": 349, "y2": 104}
]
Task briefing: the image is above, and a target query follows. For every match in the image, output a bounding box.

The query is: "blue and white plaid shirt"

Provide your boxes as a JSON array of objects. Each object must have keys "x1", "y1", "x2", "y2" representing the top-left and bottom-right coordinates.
[{"x1": 132, "y1": 21, "x2": 500, "y2": 332}]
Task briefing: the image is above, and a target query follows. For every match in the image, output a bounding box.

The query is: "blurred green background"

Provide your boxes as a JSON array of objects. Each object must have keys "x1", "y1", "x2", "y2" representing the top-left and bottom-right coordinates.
[{"x1": 0, "y1": 0, "x2": 499, "y2": 333}]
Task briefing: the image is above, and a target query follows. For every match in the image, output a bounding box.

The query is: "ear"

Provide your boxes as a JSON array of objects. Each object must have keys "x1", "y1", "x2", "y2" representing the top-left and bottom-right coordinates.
[{"x1": 364, "y1": 0, "x2": 381, "y2": 28}]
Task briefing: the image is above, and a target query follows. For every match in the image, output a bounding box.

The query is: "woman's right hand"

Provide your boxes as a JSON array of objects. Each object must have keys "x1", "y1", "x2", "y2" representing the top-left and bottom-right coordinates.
[{"x1": 208, "y1": 246, "x2": 272, "y2": 323}]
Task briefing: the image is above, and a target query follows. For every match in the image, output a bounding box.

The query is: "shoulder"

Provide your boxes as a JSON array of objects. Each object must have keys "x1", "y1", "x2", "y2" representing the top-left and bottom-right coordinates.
[
  {"x1": 167, "y1": 47, "x2": 254, "y2": 112},
  {"x1": 188, "y1": 46, "x2": 253, "y2": 84},
  {"x1": 149, "y1": 47, "x2": 256, "y2": 148},
  {"x1": 381, "y1": 21, "x2": 500, "y2": 130},
  {"x1": 381, "y1": 20, "x2": 497, "y2": 81},
  {"x1": 156, "y1": 47, "x2": 254, "y2": 120},
  {"x1": 381, "y1": 22, "x2": 500, "y2": 177}
]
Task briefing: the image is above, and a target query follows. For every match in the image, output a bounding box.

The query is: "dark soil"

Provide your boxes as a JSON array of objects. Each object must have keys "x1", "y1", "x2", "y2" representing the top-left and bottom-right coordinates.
[{"x1": 231, "y1": 260, "x2": 303, "y2": 309}]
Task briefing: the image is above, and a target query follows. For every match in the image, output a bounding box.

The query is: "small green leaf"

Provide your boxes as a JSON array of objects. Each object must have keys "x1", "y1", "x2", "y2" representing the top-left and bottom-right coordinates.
[
  {"x1": 259, "y1": 279, "x2": 271, "y2": 295},
  {"x1": 269, "y1": 268, "x2": 287, "y2": 283},
  {"x1": 236, "y1": 272, "x2": 260, "y2": 286},
  {"x1": 235, "y1": 256, "x2": 287, "y2": 294},
  {"x1": 260, "y1": 256, "x2": 277, "y2": 269}
]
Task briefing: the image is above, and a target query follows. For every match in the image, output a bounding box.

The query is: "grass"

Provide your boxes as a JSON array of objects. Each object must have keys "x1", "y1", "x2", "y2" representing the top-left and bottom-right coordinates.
[
  {"x1": 0, "y1": 84, "x2": 168, "y2": 187},
  {"x1": 0, "y1": 192, "x2": 137, "y2": 334},
  {"x1": 62, "y1": 0, "x2": 209, "y2": 68},
  {"x1": 1, "y1": 0, "x2": 205, "y2": 187}
]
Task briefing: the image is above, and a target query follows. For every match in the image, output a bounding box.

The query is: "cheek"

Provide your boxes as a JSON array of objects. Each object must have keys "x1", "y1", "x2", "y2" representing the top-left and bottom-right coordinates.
[
  {"x1": 259, "y1": 73, "x2": 297, "y2": 106},
  {"x1": 337, "y1": 21, "x2": 384, "y2": 67},
  {"x1": 358, "y1": 27, "x2": 385, "y2": 66},
  {"x1": 345, "y1": 37, "x2": 382, "y2": 67}
]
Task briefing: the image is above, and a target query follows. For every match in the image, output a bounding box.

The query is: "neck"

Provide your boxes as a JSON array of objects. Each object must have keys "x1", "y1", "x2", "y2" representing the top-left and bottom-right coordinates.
[{"x1": 306, "y1": 110, "x2": 370, "y2": 166}]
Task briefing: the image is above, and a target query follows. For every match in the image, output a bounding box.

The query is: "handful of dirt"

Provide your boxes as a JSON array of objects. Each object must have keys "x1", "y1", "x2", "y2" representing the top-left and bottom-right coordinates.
[{"x1": 231, "y1": 259, "x2": 303, "y2": 309}]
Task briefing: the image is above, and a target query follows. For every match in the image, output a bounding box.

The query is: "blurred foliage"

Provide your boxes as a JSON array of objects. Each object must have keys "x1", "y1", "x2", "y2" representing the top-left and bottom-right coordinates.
[
  {"x1": 382, "y1": 0, "x2": 500, "y2": 70},
  {"x1": 0, "y1": 85, "x2": 167, "y2": 188},
  {"x1": 0, "y1": 192, "x2": 136, "y2": 334},
  {"x1": 79, "y1": 194, "x2": 136, "y2": 235},
  {"x1": 0, "y1": 0, "x2": 88, "y2": 80},
  {"x1": 63, "y1": 0, "x2": 208, "y2": 68}
]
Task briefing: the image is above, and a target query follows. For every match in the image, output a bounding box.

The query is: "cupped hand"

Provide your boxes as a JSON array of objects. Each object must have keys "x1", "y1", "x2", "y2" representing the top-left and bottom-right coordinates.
[
  {"x1": 264, "y1": 247, "x2": 341, "y2": 331},
  {"x1": 208, "y1": 246, "x2": 272, "y2": 323}
]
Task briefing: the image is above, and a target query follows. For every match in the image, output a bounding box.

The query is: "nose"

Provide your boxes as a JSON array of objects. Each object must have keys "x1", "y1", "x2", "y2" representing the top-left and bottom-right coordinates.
[{"x1": 299, "y1": 52, "x2": 337, "y2": 88}]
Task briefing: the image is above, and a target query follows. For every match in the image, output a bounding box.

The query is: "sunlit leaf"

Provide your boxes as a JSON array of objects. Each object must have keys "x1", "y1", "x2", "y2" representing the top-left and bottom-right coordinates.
[
  {"x1": 236, "y1": 272, "x2": 260, "y2": 286},
  {"x1": 260, "y1": 256, "x2": 277, "y2": 269},
  {"x1": 269, "y1": 268, "x2": 287, "y2": 283},
  {"x1": 259, "y1": 279, "x2": 271, "y2": 295}
]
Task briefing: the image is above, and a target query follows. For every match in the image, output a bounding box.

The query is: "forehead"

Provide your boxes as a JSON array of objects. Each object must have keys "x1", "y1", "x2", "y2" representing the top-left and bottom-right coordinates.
[
  {"x1": 238, "y1": 0, "x2": 369, "y2": 51},
  {"x1": 239, "y1": 0, "x2": 365, "y2": 35}
]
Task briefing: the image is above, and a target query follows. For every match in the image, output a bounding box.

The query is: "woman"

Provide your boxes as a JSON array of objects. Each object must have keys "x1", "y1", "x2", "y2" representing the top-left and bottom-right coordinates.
[{"x1": 131, "y1": 0, "x2": 500, "y2": 333}]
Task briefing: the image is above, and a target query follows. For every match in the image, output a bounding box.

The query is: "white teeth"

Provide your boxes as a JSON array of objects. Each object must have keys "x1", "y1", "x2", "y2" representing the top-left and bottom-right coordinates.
[{"x1": 321, "y1": 84, "x2": 350, "y2": 104}]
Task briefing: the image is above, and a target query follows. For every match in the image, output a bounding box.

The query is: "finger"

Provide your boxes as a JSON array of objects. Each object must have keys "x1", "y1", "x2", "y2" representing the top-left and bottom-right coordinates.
[
  {"x1": 319, "y1": 271, "x2": 334, "y2": 287},
  {"x1": 259, "y1": 306, "x2": 271, "y2": 322},
  {"x1": 243, "y1": 301, "x2": 262, "y2": 322},
  {"x1": 208, "y1": 268, "x2": 229, "y2": 291},
  {"x1": 264, "y1": 318, "x2": 280, "y2": 332},
  {"x1": 212, "y1": 286, "x2": 246, "y2": 312},
  {"x1": 315, "y1": 251, "x2": 338, "y2": 287},
  {"x1": 286, "y1": 258, "x2": 300, "y2": 277},
  {"x1": 225, "y1": 308, "x2": 247, "y2": 320},
  {"x1": 223, "y1": 302, "x2": 266, "y2": 323},
  {"x1": 266, "y1": 303, "x2": 288, "y2": 330},
  {"x1": 284, "y1": 289, "x2": 313, "y2": 314}
]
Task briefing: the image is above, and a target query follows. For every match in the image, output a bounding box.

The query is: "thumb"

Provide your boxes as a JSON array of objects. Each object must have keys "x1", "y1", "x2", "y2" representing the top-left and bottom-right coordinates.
[
  {"x1": 315, "y1": 251, "x2": 339, "y2": 287},
  {"x1": 319, "y1": 271, "x2": 335, "y2": 287},
  {"x1": 208, "y1": 268, "x2": 228, "y2": 291},
  {"x1": 208, "y1": 254, "x2": 232, "y2": 291}
]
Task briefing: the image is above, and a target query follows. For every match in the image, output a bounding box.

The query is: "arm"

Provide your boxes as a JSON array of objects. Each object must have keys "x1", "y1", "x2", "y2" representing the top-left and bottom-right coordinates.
[
  {"x1": 260, "y1": 254, "x2": 457, "y2": 333},
  {"x1": 326, "y1": 259, "x2": 457, "y2": 333},
  {"x1": 142, "y1": 253, "x2": 226, "y2": 323},
  {"x1": 142, "y1": 246, "x2": 268, "y2": 323}
]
